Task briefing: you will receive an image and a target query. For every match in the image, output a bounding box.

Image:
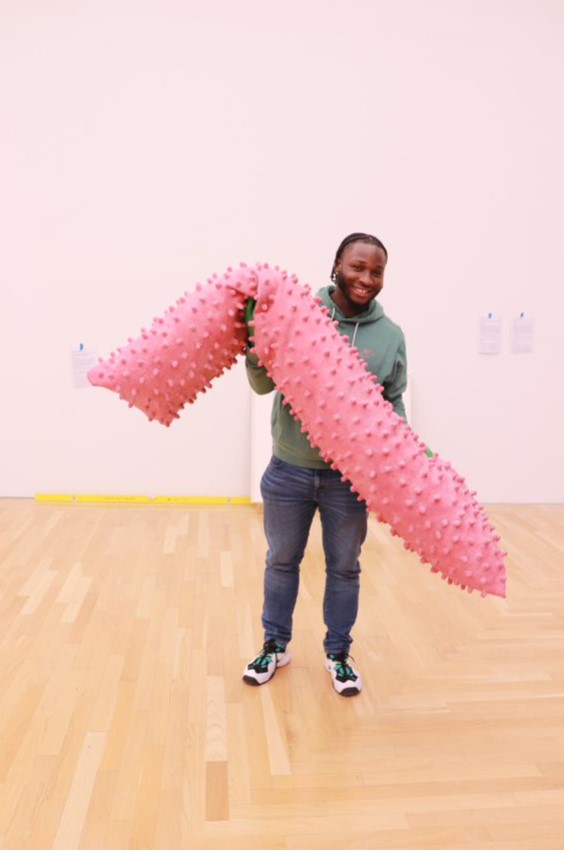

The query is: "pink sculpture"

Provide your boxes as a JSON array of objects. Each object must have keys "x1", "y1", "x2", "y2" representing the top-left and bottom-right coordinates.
[{"x1": 88, "y1": 263, "x2": 507, "y2": 598}]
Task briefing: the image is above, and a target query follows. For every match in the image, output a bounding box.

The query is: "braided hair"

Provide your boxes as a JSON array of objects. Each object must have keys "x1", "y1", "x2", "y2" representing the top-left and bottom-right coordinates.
[{"x1": 331, "y1": 232, "x2": 388, "y2": 282}]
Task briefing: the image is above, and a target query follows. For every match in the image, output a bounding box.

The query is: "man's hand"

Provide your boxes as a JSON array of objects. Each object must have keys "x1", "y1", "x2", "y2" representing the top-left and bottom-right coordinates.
[{"x1": 244, "y1": 298, "x2": 256, "y2": 349}]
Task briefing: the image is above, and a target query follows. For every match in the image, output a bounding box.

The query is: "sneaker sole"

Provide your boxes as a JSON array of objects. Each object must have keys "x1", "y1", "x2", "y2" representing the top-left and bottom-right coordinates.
[
  {"x1": 242, "y1": 675, "x2": 267, "y2": 686},
  {"x1": 336, "y1": 685, "x2": 361, "y2": 697}
]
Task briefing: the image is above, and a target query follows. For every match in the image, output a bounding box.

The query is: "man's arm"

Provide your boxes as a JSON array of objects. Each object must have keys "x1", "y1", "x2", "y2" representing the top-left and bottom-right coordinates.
[
  {"x1": 243, "y1": 298, "x2": 275, "y2": 395},
  {"x1": 245, "y1": 349, "x2": 276, "y2": 395},
  {"x1": 383, "y1": 335, "x2": 408, "y2": 420}
]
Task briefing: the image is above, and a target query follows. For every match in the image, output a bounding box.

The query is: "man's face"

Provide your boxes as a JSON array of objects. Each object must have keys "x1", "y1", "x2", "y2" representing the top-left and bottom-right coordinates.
[{"x1": 333, "y1": 242, "x2": 387, "y2": 316}]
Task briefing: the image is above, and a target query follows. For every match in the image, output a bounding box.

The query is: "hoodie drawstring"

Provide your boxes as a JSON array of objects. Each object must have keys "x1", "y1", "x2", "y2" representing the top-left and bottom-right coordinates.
[
  {"x1": 351, "y1": 323, "x2": 359, "y2": 348},
  {"x1": 331, "y1": 306, "x2": 360, "y2": 349}
]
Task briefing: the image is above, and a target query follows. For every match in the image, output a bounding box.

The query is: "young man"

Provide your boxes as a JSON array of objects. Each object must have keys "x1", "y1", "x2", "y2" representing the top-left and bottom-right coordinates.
[{"x1": 243, "y1": 233, "x2": 407, "y2": 696}]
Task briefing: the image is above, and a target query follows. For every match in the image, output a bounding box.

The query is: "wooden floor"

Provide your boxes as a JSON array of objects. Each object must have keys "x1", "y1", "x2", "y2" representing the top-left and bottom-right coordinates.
[{"x1": 0, "y1": 499, "x2": 563, "y2": 850}]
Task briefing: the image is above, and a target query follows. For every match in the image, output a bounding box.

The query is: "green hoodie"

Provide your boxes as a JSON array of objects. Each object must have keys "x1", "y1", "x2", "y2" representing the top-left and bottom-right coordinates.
[{"x1": 245, "y1": 285, "x2": 407, "y2": 470}]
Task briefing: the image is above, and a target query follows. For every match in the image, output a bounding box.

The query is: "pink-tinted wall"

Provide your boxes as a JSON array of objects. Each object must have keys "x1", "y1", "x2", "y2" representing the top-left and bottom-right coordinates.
[{"x1": 1, "y1": 0, "x2": 562, "y2": 500}]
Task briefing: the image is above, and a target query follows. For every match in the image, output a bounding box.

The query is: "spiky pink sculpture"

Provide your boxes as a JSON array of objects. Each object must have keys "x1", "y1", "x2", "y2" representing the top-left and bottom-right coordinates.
[
  {"x1": 88, "y1": 275, "x2": 249, "y2": 425},
  {"x1": 88, "y1": 263, "x2": 507, "y2": 598}
]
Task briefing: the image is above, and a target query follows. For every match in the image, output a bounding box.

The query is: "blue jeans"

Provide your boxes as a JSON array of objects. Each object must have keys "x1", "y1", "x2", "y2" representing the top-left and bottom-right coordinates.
[{"x1": 260, "y1": 456, "x2": 368, "y2": 655}]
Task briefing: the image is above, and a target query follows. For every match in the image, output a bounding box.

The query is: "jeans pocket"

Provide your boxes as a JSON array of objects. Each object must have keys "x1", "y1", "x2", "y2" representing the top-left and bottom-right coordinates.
[{"x1": 261, "y1": 456, "x2": 295, "y2": 501}]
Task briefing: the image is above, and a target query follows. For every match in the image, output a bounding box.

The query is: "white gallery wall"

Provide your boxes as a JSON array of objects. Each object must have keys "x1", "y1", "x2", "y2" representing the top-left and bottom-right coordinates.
[{"x1": 1, "y1": 0, "x2": 563, "y2": 502}]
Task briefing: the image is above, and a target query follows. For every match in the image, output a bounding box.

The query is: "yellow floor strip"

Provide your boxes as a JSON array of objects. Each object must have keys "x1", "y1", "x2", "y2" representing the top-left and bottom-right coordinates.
[
  {"x1": 76, "y1": 495, "x2": 152, "y2": 504},
  {"x1": 35, "y1": 494, "x2": 252, "y2": 505},
  {"x1": 154, "y1": 496, "x2": 227, "y2": 505}
]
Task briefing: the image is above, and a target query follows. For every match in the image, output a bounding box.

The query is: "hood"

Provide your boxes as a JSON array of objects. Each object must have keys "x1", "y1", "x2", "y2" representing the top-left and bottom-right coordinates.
[{"x1": 317, "y1": 285, "x2": 385, "y2": 325}]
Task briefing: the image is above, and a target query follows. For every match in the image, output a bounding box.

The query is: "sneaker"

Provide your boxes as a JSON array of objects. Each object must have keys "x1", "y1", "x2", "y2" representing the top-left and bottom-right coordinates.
[
  {"x1": 325, "y1": 652, "x2": 362, "y2": 696},
  {"x1": 242, "y1": 640, "x2": 291, "y2": 686}
]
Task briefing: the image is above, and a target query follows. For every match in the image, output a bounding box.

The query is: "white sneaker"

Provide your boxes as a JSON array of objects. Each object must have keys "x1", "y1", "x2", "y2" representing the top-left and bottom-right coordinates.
[
  {"x1": 243, "y1": 640, "x2": 291, "y2": 686},
  {"x1": 325, "y1": 652, "x2": 362, "y2": 696}
]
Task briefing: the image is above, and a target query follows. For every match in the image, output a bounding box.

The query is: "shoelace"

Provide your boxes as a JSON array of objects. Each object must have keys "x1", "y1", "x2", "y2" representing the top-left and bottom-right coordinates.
[
  {"x1": 330, "y1": 654, "x2": 357, "y2": 681},
  {"x1": 252, "y1": 641, "x2": 283, "y2": 671}
]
